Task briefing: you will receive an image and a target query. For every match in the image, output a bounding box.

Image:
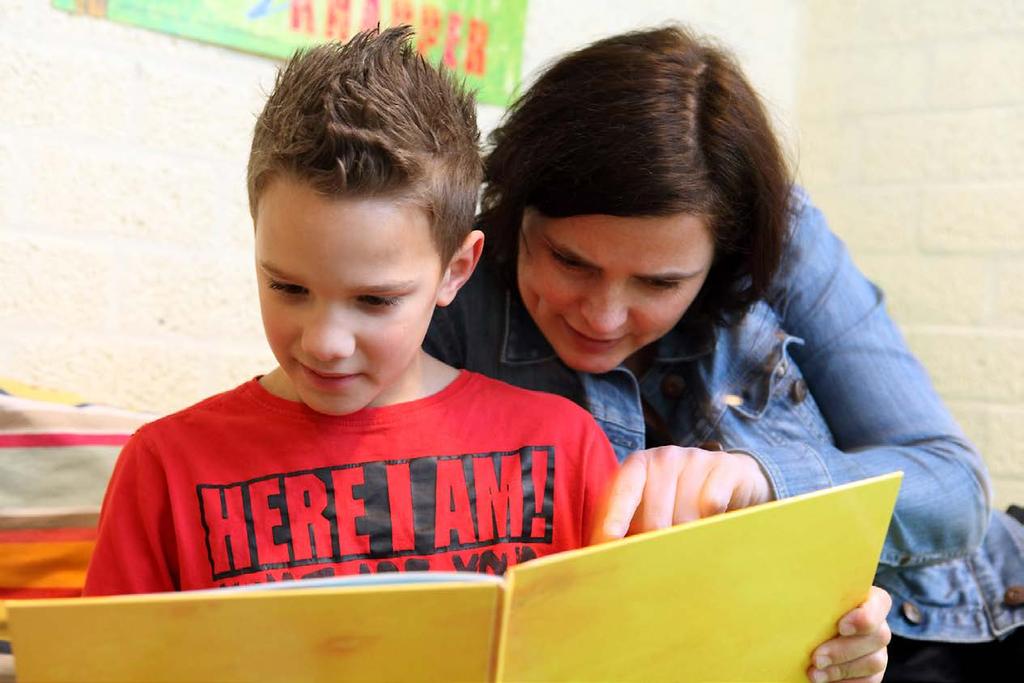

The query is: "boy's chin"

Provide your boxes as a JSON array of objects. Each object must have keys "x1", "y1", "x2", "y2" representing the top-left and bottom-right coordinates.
[
  {"x1": 262, "y1": 367, "x2": 375, "y2": 415},
  {"x1": 295, "y1": 383, "x2": 377, "y2": 417},
  {"x1": 302, "y1": 395, "x2": 371, "y2": 416}
]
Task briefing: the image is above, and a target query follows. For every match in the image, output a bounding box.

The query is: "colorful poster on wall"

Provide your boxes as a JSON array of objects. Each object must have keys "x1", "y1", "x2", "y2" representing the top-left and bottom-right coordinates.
[{"x1": 52, "y1": 0, "x2": 528, "y2": 106}]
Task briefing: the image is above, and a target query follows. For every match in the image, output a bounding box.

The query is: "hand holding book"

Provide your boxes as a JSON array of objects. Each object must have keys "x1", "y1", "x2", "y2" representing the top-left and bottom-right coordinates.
[
  {"x1": 591, "y1": 444, "x2": 892, "y2": 683},
  {"x1": 808, "y1": 587, "x2": 892, "y2": 683}
]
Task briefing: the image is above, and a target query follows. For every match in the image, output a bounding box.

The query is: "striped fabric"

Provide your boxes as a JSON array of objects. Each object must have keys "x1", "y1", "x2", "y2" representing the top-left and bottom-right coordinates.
[{"x1": 0, "y1": 379, "x2": 153, "y2": 600}]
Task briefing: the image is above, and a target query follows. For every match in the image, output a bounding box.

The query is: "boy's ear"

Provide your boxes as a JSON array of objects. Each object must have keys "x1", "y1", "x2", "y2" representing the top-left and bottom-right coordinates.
[{"x1": 436, "y1": 230, "x2": 484, "y2": 307}]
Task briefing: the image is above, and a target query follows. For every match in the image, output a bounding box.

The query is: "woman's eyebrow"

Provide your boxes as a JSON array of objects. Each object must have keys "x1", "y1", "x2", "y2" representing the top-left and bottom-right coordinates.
[
  {"x1": 638, "y1": 269, "x2": 704, "y2": 281},
  {"x1": 544, "y1": 236, "x2": 705, "y2": 280}
]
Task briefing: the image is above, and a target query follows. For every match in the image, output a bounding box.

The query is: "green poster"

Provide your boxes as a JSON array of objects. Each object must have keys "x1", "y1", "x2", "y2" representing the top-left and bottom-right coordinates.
[{"x1": 53, "y1": 0, "x2": 527, "y2": 106}]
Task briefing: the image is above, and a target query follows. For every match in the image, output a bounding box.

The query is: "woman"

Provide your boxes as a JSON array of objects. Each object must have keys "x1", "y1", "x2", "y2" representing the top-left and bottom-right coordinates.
[{"x1": 425, "y1": 25, "x2": 1024, "y2": 682}]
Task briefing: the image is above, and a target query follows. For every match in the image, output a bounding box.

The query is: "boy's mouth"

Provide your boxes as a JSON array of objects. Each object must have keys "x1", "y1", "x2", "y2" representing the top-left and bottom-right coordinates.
[{"x1": 300, "y1": 364, "x2": 362, "y2": 389}]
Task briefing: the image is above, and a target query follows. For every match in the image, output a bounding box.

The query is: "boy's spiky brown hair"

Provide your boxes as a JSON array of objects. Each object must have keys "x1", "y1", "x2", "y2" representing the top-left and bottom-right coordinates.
[{"x1": 247, "y1": 26, "x2": 481, "y2": 263}]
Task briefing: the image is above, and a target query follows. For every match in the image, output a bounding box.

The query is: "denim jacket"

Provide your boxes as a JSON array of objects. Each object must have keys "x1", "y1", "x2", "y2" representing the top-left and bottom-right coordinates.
[{"x1": 425, "y1": 190, "x2": 1024, "y2": 643}]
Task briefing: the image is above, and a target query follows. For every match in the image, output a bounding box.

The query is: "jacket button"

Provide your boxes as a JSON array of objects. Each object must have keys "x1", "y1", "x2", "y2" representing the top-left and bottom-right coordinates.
[
  {"x1": 698, "y1": 440, "x2": 724, "y2": 452},
  {"x1": 660, "y1": 374, "x2": 686, "y2": 399},
  {"x1": 901, "y1": 601, "x2": 923, "y2": 625},
  {"x1": 1005, "y1": 586, "x2": 1024, "y2": 606},
  {"x1": 790, "y1": 379, "x2": 808, "y2": 404}
]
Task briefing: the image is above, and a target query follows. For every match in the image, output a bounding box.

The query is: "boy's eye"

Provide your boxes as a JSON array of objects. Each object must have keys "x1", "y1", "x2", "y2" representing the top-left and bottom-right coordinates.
[
  {"x1": 268, "y1": 280, "x2": 307, "y2": 296},
  {"x1": 358, "y1": 295, "x2": 402, "y2": 308}
]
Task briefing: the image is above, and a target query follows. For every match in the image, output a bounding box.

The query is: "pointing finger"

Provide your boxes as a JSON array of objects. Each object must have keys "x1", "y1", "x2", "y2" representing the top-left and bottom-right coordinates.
[{"x1": 591, "y1": 451, "x2": 648, "y2": 543}]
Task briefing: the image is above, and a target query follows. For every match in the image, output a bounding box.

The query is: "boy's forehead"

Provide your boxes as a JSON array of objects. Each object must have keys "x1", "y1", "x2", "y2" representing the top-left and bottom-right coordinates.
[
  {"x1": 257, "y1": 176, "x2": 431, "y2": 225},
  {"x1": 255, "y1": 177, "x2": 446, "y2": 272}
]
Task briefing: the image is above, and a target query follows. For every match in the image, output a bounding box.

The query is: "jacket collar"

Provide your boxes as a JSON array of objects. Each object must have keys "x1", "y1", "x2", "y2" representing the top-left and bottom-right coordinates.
[
  {"x1": 652, "y1": 319, "x2": 716, "y2": 363},
  {"x1": 500, "y1": 289, "x2": 559, "y2": 365}
]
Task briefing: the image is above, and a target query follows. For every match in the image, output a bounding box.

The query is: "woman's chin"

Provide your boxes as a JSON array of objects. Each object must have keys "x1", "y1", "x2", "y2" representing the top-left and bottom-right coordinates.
[{"x1": 558, "y1": 349, "x2": 626, "y2": 374}]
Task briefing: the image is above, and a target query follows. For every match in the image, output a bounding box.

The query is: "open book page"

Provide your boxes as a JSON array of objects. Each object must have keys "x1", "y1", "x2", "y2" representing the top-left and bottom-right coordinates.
[
  {"x1": 496, "y1": 471, "x2": 902, "y2": 682},
  {"x1": 4, "y1": 472, "x2": 900, "y2": 683},
  {"x1": 8, "y1": 578, "x2": 502, "y2": 683}
]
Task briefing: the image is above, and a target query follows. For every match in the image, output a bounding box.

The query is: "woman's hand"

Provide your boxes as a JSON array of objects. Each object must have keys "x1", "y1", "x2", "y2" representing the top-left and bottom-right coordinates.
[
  {"x1": 590, "y1": 445, "x2": 774, "y2": 543},
  {"x1": 807, "y1": 586, "x2": 892, "y2": 682},
  {"x1": 590, "y1": 446, "x2": 891, "y2": 682}
]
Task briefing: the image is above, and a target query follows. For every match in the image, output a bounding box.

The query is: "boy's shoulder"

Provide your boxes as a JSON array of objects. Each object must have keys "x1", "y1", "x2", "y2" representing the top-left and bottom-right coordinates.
[
  {"x1": 451, "y1": 373, "x2": 614, "y2": 466},
  {"x1": 134, "y1": 380, "x2": 257, "y2": 438},
  {"x1": 458, "y1": 371, "x2": 596, "y2": 427}
]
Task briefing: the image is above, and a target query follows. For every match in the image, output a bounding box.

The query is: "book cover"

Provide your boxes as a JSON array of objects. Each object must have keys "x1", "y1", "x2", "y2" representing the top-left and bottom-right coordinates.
[{"x1": 2, "y1": 472, "x2": 902, "y2": 683}]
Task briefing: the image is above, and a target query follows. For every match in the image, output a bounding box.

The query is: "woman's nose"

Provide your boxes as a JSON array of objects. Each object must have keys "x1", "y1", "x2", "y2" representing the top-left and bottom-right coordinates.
[{"x1": 579, "y1": 288, "x2": 628, "y2": 336}]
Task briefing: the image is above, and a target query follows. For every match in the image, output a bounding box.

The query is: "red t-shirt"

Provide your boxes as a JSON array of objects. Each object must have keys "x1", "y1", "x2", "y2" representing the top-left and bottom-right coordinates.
[{"x1": 84, "y1": 371, "x2": 617, "y2": 595}]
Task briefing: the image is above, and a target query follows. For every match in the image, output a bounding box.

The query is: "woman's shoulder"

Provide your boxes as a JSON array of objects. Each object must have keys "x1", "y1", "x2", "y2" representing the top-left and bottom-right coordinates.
[
  {"x1": 765, "y1": 187, "x2": 857, "y2": 312},
  {"x1": 780, "y1": 187, "x2": 839, "y2": 268}
]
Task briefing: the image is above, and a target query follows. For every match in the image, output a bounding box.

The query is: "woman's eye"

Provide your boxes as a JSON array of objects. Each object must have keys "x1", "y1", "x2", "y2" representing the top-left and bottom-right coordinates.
[
  {"x1": 359, "y1": 295, "x2": 402, "y2": 308},
  {"x1": 551, "y1": 249, "x2": 587, "y2": 270},
  {"x1": 268, "y1": 280, "x2": 307, "y2": 296},
  {"x1": 643, "y1": 278, "x2": 682, "y2": 291}
]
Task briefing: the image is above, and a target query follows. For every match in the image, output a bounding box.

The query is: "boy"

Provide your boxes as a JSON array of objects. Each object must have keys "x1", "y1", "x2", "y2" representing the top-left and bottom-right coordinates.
[{"x1": 83, "y1": 27, "x2": 617, "y2": 595}]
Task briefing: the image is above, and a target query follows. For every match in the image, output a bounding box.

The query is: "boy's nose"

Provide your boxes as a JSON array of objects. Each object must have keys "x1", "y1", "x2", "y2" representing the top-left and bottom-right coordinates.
[{"x1": 301, "y1": 315, "x2": 356, "y2": 363}]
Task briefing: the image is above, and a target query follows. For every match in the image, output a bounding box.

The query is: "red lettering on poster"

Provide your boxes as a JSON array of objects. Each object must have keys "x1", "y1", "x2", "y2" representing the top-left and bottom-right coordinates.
[
  {"x1": 390, "y1": 0, "x2": 414, "y2": 26},
  {"x1": 325, "y1": 0, "x2": 351, "y2": 40},
  {"x1": 464, "y1": 18, "x2": 488, "y2": 75},
  {"x1": 443, "y1": 11, "x2": 463, "y2": 68},
  {"x1": 360, "y1": 0, "x2": 380, "y2": 31},
  {"x1": 417, "y1": 4, "x2": 441, "y2": 55},
  {"x1": 290, "y1": 0, "x2": 315, "y2": 33}
]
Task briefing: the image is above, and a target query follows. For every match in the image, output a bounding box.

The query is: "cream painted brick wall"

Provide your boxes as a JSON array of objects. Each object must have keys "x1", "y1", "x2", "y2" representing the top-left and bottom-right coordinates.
[
  {"x1": 856, "y1": 254, "x2": 992, "y2": 326},
  {"x1": 520, "y1": 0, "x2": 803, "y2": 150},
  {"x1": 2, "y1": 0, "x2": 800, "y2": 416},
  {"x1": 1, "y1": 0, "x2": 278, "y2": 414},
  {"x1": 920, "y1": 184, "x2": 1024, "y2": 252},
  {"x1": 11, "y1": 0, "x2": 1010, "y2": 506},
  {"x1": 798, "y1": 0, "x2": 1024, "y2": 506},
  {"x1": 906, "y1": 330, "x2": 1024, "y2": 403}
]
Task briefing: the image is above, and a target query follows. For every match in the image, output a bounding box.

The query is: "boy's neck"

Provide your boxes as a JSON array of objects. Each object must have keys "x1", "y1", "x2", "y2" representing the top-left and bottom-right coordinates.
[
  {"x1": 260, "y1": 350, "x2": 461, "y2": 414},
  {"x1": 417, "y1": 351, "x2": 461, "y2": 397}
]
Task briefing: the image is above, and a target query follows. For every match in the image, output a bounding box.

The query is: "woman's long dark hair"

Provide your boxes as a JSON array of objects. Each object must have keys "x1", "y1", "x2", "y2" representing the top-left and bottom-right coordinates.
[{"x1": 480, "y1": 26, "x2": 793, "y2": 327}]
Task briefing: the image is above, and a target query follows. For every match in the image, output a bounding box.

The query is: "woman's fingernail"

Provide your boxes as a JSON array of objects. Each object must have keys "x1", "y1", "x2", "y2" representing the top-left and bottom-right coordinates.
[
  {"x1": 814, "y1": 655, "x2": 831, "y2": 669},
  {"x1": 810, "y1": 668, "x2": 829, "y2": 683},
  {"x1": 838, "y1": 621, "x2": 855, "y2": 636}
]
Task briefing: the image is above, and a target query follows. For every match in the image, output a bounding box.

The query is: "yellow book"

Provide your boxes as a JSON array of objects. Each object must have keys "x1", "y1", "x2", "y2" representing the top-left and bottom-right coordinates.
[{"x1": 2, "y1": 472, "x2": 901, "y2": 683}]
